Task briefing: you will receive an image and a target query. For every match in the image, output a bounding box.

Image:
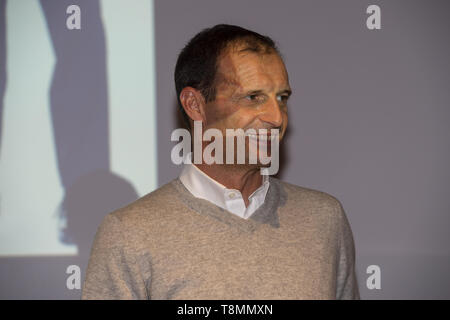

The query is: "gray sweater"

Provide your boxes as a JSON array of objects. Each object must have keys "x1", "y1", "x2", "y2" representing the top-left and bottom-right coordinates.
[{"x1": 82, "y1": 177, "x2": 360, "y2": 299}]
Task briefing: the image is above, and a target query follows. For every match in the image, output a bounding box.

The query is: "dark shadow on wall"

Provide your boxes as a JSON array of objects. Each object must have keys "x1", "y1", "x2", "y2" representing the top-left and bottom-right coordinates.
[
  {"x1": 1, "y1": 0, "x2": 111, "y2": 183},
  {"x1": 40, "y1": 0, "x2": 110, "y2": 190},
  {"x1": 0, "y1": 170, "x2": 139, "y2": 299},
  {"x1": 59, "y1": 170, "x2": 139, "y2": 277},
  {"x1": 0, "y1": 1, "x2": 141, "y2": 299}
]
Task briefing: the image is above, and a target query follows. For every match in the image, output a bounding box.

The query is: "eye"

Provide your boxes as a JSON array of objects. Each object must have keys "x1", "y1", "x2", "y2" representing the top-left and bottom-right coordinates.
[
  {"x1": 246, "y1": 94, "x2": 259, "y2": 101},
  {"x1": 277, "y1": 95, "x2": 289, "y2": 103}
]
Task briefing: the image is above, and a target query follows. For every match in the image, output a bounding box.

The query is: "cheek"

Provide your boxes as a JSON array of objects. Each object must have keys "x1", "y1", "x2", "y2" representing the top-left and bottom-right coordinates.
[
  {"x1": 205, "y1": 99, "x2": 239, "y2": 126},
  {"x1": 221, "y1": 113, "x2": 249, "y2": 130},
  {"x1": 232, "y1": 109, "x2": 261, "y2": 128},
  {"x1": 208, "y1": 106, "x2": 255, "y2": 131}
]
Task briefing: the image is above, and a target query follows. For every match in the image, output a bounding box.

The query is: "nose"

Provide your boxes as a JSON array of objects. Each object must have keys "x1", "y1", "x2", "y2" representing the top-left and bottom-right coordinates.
[{"x1": 259, "y1": 97, "x2": 283, "y2": 128}]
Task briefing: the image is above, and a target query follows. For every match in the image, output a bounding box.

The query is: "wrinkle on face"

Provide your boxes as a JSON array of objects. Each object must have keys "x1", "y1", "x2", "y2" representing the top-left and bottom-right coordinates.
[{"x1": 204, "y1": 45, "x2": 290, "y2": 141}]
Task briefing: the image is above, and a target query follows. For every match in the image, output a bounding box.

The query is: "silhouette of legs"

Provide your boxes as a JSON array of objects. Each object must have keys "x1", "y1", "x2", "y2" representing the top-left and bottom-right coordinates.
[{"x1": 39, "y1": 0, "x2": 110, "y2": 190}]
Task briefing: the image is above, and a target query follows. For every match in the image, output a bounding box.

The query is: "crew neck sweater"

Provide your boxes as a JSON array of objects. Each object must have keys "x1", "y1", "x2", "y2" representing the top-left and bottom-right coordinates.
[{"x1": 82, "y1": 177, "x2": 360, "y2": 300}]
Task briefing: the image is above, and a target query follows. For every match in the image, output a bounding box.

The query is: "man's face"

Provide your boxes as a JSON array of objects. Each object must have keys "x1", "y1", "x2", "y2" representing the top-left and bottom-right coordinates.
[{"x1": 202, "y1": 46, "x2": 291, "y2": 164}]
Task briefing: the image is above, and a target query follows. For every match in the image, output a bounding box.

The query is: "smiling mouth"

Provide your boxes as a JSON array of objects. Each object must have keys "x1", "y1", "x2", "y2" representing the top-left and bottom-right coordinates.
[
  {"x1": 222, "y1": 129, "x2": 281, "y2": 143},
  {"x1": 244, "y1": 133, "x2": 279, "y2": 141}
]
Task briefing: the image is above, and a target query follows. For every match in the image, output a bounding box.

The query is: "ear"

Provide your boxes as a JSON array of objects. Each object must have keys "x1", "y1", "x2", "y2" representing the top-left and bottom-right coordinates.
[{"x1": 179, "y1": 87, "x2": 206, "y2": 124}]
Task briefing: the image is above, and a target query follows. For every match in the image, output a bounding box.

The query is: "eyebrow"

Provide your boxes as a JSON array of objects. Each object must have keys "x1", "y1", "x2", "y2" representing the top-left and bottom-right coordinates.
[
  {"x1": 278, "y1": 88, "x2": 292, "y2": 97},
  {"x1": 244, "y1": 88, "x2": 292, "y2": 96}
]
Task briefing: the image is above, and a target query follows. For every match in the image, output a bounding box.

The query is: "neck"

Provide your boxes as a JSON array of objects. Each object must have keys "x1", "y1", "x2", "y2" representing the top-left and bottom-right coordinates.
[{"x1": 194, "y1": 163, "x2": 263, "y2": 207}]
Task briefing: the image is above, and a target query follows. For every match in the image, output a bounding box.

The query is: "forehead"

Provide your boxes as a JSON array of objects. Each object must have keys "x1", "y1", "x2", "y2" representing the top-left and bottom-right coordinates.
[{"x1": 215, "y1": 46, "x2": 289, "y2": 91}]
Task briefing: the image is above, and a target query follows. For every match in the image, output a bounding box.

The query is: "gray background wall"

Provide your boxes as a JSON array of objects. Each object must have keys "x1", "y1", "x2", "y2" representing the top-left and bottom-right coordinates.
[
  {"x1": 154, "y1": 0, "x2": 450, "y2": 299},
  {"x1": 1, "y1": 0, "x2": 449, "y2": 299}
]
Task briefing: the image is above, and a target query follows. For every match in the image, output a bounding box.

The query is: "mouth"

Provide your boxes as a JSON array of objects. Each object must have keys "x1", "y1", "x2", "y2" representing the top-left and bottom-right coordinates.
[
  {"x1": 244, "y1": 134, "x2": 279, "y2": 151},
  {"x1": 244, "y1": 133, "x2": 279, "y2": 142}
]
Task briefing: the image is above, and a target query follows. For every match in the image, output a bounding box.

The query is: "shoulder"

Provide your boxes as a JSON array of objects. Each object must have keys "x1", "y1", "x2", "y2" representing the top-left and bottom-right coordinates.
[
  {"x1": 103, "y1": 179, "x2": 184, "y2": 232},
  {"x1": 87, "y1": 179, "x2": 188, "y2": 261},
  {"x1": 271, "y1": 178, "x2": 354, "y2": 247},
  {"x1": 275, "y1": 178, "x2": 342, "y2": 209},
  {"x1": 271, "y1": 177, "x2": 346, "y2": 220}
]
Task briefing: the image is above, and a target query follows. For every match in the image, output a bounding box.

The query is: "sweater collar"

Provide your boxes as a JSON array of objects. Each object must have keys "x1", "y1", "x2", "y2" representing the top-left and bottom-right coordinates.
[
  {"x1": 179, "y1": 162, "x2": 269, "y2": 219},
  {"x1": 171, "y1": 176, "x2": 287, "y2": 233}
]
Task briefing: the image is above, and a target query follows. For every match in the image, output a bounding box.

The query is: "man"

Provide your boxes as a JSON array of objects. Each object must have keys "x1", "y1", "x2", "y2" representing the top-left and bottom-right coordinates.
[{"x1": 82, "y1": 24, "x2": 360, "y2": 299}]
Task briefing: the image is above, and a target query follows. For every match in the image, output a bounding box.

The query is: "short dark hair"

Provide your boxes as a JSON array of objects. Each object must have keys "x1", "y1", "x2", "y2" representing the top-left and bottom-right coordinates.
[{"x1": 174, "y1": 24, "x2": 280, "y2": 127}]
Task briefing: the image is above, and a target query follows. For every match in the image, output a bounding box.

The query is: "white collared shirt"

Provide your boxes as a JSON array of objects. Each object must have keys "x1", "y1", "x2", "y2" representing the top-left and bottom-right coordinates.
[{"x1": 179, "y1": 162, "x2": 270, "y2": 220}]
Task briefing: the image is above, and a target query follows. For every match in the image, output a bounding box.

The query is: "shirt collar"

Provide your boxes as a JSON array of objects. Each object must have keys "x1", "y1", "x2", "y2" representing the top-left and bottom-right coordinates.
[{"x1": 179, "y1": 159, "x2": 270, "y2": 219}]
